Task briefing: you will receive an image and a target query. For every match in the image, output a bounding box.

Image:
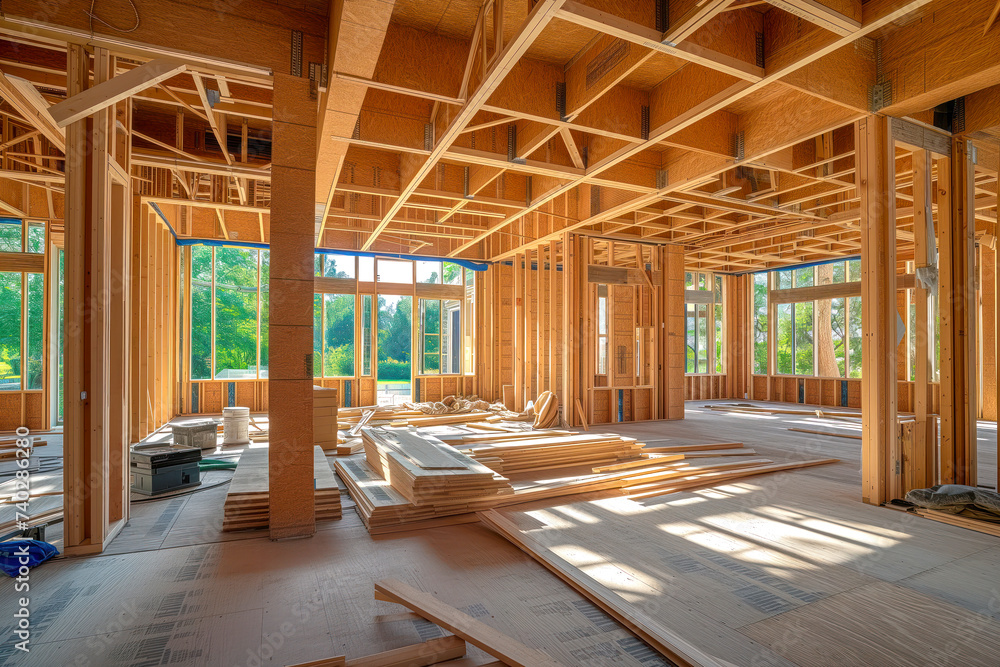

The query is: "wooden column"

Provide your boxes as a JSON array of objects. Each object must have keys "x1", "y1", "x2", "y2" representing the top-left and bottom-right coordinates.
[
  {"x1": 268, "y1": 73, "x2": 317, "y2": 540},
  {"x1": 63, "y1": 45, "x2": 131, "y2": 554},
  {"x1": 857, "y1": 115, "x2": 897, "y2": 506},
  {"x1": 661, "y1": 244, "x2": 685, "y2": 420},
  {"x1": 911, "y1": 148, "x2": 936, "y2": 490},
  {"x1": 938, "y1": 137, "x2": 978, "y2": 486}
]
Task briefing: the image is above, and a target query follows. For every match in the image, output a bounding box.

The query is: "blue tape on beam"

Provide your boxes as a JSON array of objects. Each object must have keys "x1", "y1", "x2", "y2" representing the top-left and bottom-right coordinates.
[
  {"x1": 742, "y1": 255, "x2": 861, "y2": 278},
  {"x1": 152, "y1": 199, "x2": 489, "y2": 272},
  {"x1": 0, "y1": 218, "x2": 22, "y2": 225},
  {"x1": 841, "y1": 380, "x2": 848, "y2": 407}
]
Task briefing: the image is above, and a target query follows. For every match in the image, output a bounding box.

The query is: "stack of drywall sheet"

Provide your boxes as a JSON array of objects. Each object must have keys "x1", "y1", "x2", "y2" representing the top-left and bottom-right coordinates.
[{"x1": 314, "y1": 386, "x2": 339, "y2": 450}]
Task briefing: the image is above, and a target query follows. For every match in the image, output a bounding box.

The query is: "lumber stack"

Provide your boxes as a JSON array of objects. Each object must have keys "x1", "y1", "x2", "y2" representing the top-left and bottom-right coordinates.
[
  {"x1": 314, "y1": 386, "x2": 339, "y2": 450},
  {"x1": 335, "y1": 456, "x2": 504, "y2": 532},
  {"x1": 361, "y1": 426, "x2": 512, "y2": 506},
  {"x1": 454, "y1": 433, "x2": 646, "y2": 474},
  {"x1": 222, "y1": 446, "x2": 341, "y2": 531}
]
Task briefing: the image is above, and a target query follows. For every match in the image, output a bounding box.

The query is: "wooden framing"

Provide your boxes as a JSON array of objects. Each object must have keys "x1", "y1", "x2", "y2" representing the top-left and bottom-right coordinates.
[{"x1": 858, "y1": 115, "x2": 896, "y2": 506}]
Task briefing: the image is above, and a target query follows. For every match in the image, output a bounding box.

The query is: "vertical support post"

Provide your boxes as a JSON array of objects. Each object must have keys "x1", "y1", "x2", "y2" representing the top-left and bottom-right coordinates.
[
  {"x1": 912, "y1": 148, "x2": 935, "y2": 489},
  {"x1": 662, "y1": 244, "x2": 685, "y2": 420},
  {"x1": 63, "y1": 43, "x2": 89, "y2": 552},
  {"x1": 858, "y1": 115, "x2": 897, "y2": 506},
  {"x1": 268, "y1": 73, "x2": 317, "y2": 540},
  {"x1": 938, "y1": 137, "x2": 978, "y2": 485},
  {"x1": 561, "y1": 232, "x2": 575, "y2": 425}
]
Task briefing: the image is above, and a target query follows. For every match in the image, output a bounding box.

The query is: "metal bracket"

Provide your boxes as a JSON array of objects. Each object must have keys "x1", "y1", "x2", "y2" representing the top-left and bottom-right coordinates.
[
  {"x1": 507, "y1": 123, "x2": 517, "y2": 162},
  {"x1": 463, "y1": 166, "x2": 471, "y2": 198},
  {"x1": 352, "y1": 117, "x2": 361, "y2": 140},
  {"x1": 424, "y1": 123, "x2": 434, "y2": 151},
  {"x1": 755, "y1": 32, "x2": 765, "y2": 69},
  {"x1": 732, "y1": 131, "x2": 744, "y2": 160},
  {"x1": 655, "y1": 0, "x2": 668, "y2": 33},
  {"x1": 641, "y1": 106, "x2": 650, "y2": 141},
  {"x1": 556, "y1": 82, "x2": 567, "y2": 121},
  {"x1": 655, "y1": 169, "x2": 667, "y2": 190},
  {"x1": 954, "y1": 96, "x2": 966, "y2": 133},
  {"x1": 290, "y1": 30, "x2": 303, "y2": 77}
]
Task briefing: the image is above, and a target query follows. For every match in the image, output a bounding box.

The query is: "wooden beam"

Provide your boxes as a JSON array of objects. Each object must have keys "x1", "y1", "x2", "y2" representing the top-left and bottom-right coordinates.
[
  {"x1": 192, "y1": 73, "x2": 233, "y2": 166},
  {"x1": 374, "y1": 579, "x2": 564, "y2": 667},
  {"x1": 48, "y1": 58, "x2": 186, "y2": 126},
  {"x1": 766, "y1": 0, "x2": 862, "y2": 36},
  {"x1": 0, "y1": 71, "x2": 65, "y2": 151},
  {"x1": 362, "y1": 0, "x2": 566, "y2": 251}
]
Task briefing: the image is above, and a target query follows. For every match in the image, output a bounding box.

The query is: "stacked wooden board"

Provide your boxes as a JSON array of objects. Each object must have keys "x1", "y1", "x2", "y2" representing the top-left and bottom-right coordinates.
[
  {"x1": 222, "y1": 446, "x2": 341, "y2": 531},
  {"x1": 314, "y1": 386, "x2": 340, "y2": 450},
  {"x1": 361, "y1": 426, "x2": 512, "y2": 506},
  {"x1": 336, "y1": 430, "x2": 838, "y2": 533},
  {"x1": 452, "y1": 432, "x2": 646, "y2": 474}
]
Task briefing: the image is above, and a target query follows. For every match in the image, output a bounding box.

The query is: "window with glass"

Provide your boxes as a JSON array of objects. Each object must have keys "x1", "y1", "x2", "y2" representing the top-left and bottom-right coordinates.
[
  {"x1": 419, "y1": 298, "x2": 461, "y2": 374},
  {"x1": 596, "y1": 284, "x2": 608, "y2": 375},
  {"x1": 189, "y1": 245, "x2": 269, "y2": 380},
  {"x1": 0, "y1": 270, "x2": 44, "y2": 391},
  {"x1": 684, "y1": 271, "x2": 724, "y2": 374}
]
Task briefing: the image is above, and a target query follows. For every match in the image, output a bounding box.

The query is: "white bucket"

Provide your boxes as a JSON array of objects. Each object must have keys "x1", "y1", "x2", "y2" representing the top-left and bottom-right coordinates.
[{"x1": 222, "y1": 406, "x2": 250, "y2": 445}]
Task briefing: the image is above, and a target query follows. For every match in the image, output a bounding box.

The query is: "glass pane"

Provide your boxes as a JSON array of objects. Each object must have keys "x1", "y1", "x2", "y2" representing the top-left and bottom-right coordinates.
[
  {"x1": 714, "y1": 303, "x2": 723, "y2": 374},
  {"x1": 464, "y1": 268, "x2": 475, "y2": 375},
  {"x1": 442, "y1": 299, "x2": 461, "y2": 373},
  {"x1": 214, "y1": 247, "x2": 258, "y2": 379},
  {"x1": 361, "y1": 294, "x2": 373, "y2": 376},
  {"x1": 443, "y1": 263, "x2": 462, "y2": 285},
  {"x1": 260, "y1": 251, "x2": 269, "y2": 378},
  {"x1": 831, "y1": 261, "x2": 846, "y2": 284},
  {"x1": 191, "y1": 281, "x2": 212, "y2": 380},
  {"x1": 795, "y1": 301, "x2": 814, "y2": 375},
  {"x1": 598, "y1": 336, "x2": 607, "y2": 375},
  {"x1": 794, "y1": 267, "x2": 814, "y2": 288},
  {"x1": 777, "y1": 270, "x2": 792, "y2": 290},
  {"x1": 848, "y1": 296, "x2": 863, "y2": 378},
  {"x1": 597, "y1": 293, "x2": 607, "y2": 335},
  {"x1": 423, "y1": 299, "x2": 441, "y2": 335},
  {"x1": 714, "y1": 275, "x2": 723, "y2": 303},
  {"x1": 314, "y1": 254, "x2": 323, "y2": 277},
  {"x1": 324, "y1": 253, "x2": 355, "y2": 279},
  {"x1": 27, "y1": 224, "x2": 45, "y2": 254},
  {"x1": 830, "y1": 297, "x2": 847, "y2": 377},
  {"x1": 909, "y1": 299, "x2": 917, "y2": 382},
  {"x1": 358, "y1": 256, "x2": 375, "y2": 282},
  {"x1": 26, "y1": 273, "x2": 43, "y2": 390},
  {"x1": 192, "y1": 245, "x2": 212, "y2": 283},
  {"x1": 685, "y1": 272, "x2": 694, "y2": 289},
  {"x1": 417, "y1": 260, "x2": 442, "y2": 284},
  {"x1": 776, "y1": 303, "x2": 793, "y2": 375},
  {"x1": 0, "y1": 272, "x2": 21, "y2": 389},
  {"x1": 377, "y1": 259, "x2": 413, "y2": 283},
  {"x1": 753, "y1": 273, "x2": 768, "y2": 375},
  {"x1": 686, "y1": 303, "x2": 696, "y2": 373},
  {"x1": 0, "y1": 224, "x2": 21, "y2": 253},
  {"x1": 57, "y1": 251, "x2": 65, "y2": 423},
  {"x1": 324, "y1": 293, "x2": 355, "y2": 377},
  {"x1": 378, "y1": 295, "x2": 412, "y2": 402},
  {"x1": 848, "y1": 259, "x2": 862, "y2": 282},
  {"x1": 697, "y1": 303, "x2": 709, "y2": 373},
  {"x1": 313, "y1": 293, "x2": 323, "y2": 377}
]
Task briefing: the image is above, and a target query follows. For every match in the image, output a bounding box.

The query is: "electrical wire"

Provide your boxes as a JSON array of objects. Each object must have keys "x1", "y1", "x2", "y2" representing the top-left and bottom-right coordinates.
[{"x1": 86, "y1": 0, "x2": 141, "y2": 35}]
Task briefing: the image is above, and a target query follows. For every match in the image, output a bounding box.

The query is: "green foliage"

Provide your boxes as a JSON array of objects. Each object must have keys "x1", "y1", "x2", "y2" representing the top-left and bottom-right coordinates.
[
  {"x1": 378, "y1": 295, "x2": 411, "y2": 381},
  {"x1": 0, "y1": 272, "x2": 22, "y2": 388},
  {"x1": 323, "y1": 294, "x2": 354, "y2": 376}
]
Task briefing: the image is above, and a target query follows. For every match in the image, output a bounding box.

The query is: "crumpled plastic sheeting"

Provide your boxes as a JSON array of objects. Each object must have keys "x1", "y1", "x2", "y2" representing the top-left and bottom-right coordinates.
[
  {"x1": 906, "y1": 484, "x2": 1000, "y2": 521},
  {"x1": 402, "y1": 396, "x2": 530, "y2": 420}
]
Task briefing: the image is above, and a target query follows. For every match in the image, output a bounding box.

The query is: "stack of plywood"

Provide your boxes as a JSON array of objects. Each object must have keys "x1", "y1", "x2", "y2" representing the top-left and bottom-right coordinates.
[
  {"x1": 313, "y1": 386, "x2": 339, "y2": 450},
  {"x1": 361, "y1": 426, "x2": 511, "y2": 505},
  {"x1": 453, "y1": 433, "x2": 646, "y2": 474},
  {"x1": 334, "y1": 456, "x2": 507, "y2": 533},
  {"x1": 222, "y1": 446, "x2": 341, "y2": 531}
]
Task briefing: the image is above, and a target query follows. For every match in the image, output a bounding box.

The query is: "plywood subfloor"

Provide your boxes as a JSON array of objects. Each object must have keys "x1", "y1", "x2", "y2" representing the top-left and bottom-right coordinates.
[{"x1": 1, "y1": 403, "x2": 996, "y2": 666}]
